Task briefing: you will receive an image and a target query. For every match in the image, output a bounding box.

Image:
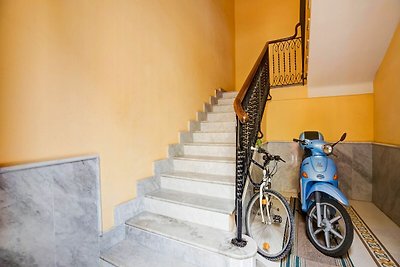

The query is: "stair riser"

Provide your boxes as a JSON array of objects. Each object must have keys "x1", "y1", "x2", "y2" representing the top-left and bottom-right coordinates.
[
  {"x1": 221, "y1": 92, "x2": 238, "y2": 99},
  {"x1": 207, "y1": 112, "x2": 236, "y2": 122},
  {"x1": 213, "y1": 105, "x2": 234, "y2": 112},
  {"x1": 173, "y1": 159, "x2": 235, "y2": 176},
  {"x1": 192, "y1": 132, "x2": 235, "y2": 143},
  {"x1": 218, "y1": 98, "x2": 234, "y2": 105},
  {"x1": 200, "y1": 122, "x2": 235, "y2": 132},
  {"x1": 144, "y1": 198, "x2": 233, "y2": 231},
  {"x1": 160, "y1": 177, "x2": 235, "y2": 200},
  {"x1": 183, "y1": 145, "x2": 235, "y2": 157},
  {"x1": 125, "y1": 226, "x2": 255, "y2": 267}
]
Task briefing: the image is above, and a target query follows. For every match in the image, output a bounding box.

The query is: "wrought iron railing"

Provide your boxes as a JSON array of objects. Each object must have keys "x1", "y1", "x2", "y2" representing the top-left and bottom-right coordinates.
[
  {"x1": 269, "y1": 25, "x2": 303, "y2": 87},
  {"x1": 232, "y1": 0, "x2": 307, "y2": 247}
]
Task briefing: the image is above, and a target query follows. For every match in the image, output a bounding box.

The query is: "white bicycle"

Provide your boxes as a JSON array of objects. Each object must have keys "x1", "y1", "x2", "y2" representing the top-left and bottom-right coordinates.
[{"x1": 245, "y1": 146, "x2": 294, "y2": 261}]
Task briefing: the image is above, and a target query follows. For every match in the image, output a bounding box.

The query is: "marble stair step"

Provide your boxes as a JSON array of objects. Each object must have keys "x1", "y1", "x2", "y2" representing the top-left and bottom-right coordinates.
[
  {"x1": 200, "y1": 121, "x2": 235, "y2": 132},
  {"x1": 212, "y1": 104, "x2": 234, "y2": 112},
  {"x1": 183, "y1": 142, "x2": 235, "y2": 157},
  {"x1": 192, "y1": 131, "x2": 235, "y2": 143},
  {"x1": 218, "y1": 97, "x2": 235, "y2": 105},
  {"x1": 160, "y1": 171, "x2": 235, "y2": 199},
  {"x1": 173, "y1": 155, "x2": 235, "y2": 176},
  {"x1": 206, "y1": 111, "x2": 236, "y2": 122},
  {"x1": 221, "y1": 91, "x2": 238, "y2": 99},
  {"x1": 100, "y1": 239, "x2": 197, "y2": 267},
  {"x1": 144, "y1": 189, "x2": 235, "y2": 230},
  {"x1": 125, "y1": 212, "x2": 257, "y2": 267}
]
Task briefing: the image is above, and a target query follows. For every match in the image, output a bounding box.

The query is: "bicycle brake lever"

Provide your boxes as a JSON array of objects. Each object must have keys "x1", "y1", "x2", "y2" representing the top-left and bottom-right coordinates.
[{"x1": 274, "y1": 155, "x2": 285, "y2": 163}]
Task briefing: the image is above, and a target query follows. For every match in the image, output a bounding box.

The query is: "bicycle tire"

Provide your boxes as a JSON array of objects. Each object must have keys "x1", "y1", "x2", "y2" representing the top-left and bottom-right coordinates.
[{"x1": 245, "y1": 189, "x2": 294, "y2": 261}]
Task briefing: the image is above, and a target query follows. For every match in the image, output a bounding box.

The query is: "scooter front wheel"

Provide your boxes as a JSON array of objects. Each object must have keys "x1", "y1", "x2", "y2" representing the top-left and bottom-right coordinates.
[{"x1": 306, "y1": 198, "x2": 353, "y2": 257}]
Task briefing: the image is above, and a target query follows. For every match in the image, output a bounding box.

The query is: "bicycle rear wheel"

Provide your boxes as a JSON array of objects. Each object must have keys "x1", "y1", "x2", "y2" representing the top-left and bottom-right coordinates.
[{"x1": 245, "y1": 189, "x2": 294, "y2": 261}]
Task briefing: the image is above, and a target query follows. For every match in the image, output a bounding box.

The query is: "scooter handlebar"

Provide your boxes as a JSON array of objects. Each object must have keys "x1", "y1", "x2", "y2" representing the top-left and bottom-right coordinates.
[{"x1": 293, "y1": 138, "x2": 306, "y2": 145}]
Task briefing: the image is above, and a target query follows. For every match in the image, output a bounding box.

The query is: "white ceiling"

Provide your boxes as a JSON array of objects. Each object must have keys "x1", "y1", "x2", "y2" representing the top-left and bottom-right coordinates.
[{"x1": 307, "y1": 0, "x2": 400, "y2": 97}]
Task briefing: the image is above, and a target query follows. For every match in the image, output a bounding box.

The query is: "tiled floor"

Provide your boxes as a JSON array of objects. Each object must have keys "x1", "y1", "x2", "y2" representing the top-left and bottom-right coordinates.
[
  {"x1": 350, "y1": 200, "x2": 400, "y2": 264},
  {"x1": 257, "y1": 200, "x2": 400, "y2": 267}
]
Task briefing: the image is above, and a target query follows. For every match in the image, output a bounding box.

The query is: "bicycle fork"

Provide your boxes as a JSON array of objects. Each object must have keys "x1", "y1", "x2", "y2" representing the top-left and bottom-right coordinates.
[{"x1": 259, "y1": 180, "x2": 272, "y2": 225}]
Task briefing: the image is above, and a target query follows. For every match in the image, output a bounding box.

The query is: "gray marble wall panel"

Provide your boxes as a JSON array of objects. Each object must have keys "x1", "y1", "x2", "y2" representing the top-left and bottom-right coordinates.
[
  {"x1": 335, "y1": 143, "x2": 373, "y2": 201},
  {"x1": 372, "y1": 143, "x2": 400, "y2": 226},
  {"x1": 262, "y1": 142, "x2": 302, "y2": 194},
  {"x1": 251, "y1": 142, "x2": 373, "y2": 201},
  {"x1": 0, "y1": 156, "x2": 100, "y2": 267}
]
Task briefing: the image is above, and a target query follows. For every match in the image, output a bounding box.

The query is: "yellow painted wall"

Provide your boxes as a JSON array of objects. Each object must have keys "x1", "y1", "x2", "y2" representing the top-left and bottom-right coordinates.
[
  {"x1": 265, "y1": 88, "x2": 374, "y2": 142},
  {"x1": 235, "y1": 0, "x2": 374, "y2": 142},
  {"x1": 0, "y1": 0, "x2": 235, "y2": 231},
  {"x1": 374, "y1": 23, "x2": 400, "y2": 145},
  {"x1": 235, "y1": 0, "x2": 300, "y2": 88}
]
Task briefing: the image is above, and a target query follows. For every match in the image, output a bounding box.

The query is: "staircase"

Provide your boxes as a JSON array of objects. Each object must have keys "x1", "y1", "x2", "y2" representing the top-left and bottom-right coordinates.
[{"x1": 100, "y1": 90, "x2": 257, "y2": 267}]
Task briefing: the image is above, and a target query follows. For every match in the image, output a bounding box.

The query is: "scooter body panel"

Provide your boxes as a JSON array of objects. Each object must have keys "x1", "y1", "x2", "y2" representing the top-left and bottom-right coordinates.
[
  {"x1": 305, "y1": 183, "x2": 349, "y2": 210},
  {"x1": 297, "y1": 132, "x2": 348, "y2": 213}
]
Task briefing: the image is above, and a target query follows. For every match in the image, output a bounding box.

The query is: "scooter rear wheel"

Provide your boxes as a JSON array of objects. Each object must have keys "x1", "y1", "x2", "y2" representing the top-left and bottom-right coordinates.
[{"x1": 306, "y1": 197, "x2": 353, "y2": 257}]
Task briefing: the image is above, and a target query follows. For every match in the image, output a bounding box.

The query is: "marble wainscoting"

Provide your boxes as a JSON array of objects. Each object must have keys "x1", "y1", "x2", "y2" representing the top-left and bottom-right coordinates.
[
  {"x1": 372, "y1": 143, "x2": 400, "y2": 226},
  {"x1": 253, "y1": 142, "x2": 373, "y2": 201},
  {"x1": 0, "y1": 156, "x2": 101, "y2": 267},
  {"x1": 100, "y1": 173, "x2": 161, "y2": 252},
  {"x1": 335, "y1": 142, "x2": 373, "y2": 201}
]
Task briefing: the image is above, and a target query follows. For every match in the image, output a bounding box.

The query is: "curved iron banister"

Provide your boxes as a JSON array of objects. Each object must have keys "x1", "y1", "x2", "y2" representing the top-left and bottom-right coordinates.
[
  {"x1": 232, "y1": 20, "x2": 305, "y2": 246},
  {"x1": 233, "y1": 23, "x2": 301, "y2": 124}
]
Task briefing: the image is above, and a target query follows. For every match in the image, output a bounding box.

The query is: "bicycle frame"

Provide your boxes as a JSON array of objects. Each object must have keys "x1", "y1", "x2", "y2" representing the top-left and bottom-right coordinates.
[{"x1": 251, "y1": 159, "x2": 274, "y2": 224}]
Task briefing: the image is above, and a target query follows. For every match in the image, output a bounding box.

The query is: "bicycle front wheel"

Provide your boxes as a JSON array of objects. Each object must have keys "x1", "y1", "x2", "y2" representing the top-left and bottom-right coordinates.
[{"x1": 245, "y1": 189, "x2": 294, "y2": 261}]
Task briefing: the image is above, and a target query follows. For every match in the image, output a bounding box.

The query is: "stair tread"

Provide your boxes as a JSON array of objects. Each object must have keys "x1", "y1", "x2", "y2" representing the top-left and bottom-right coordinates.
[
  {"x1": 183, "y1": 142, "x2": 235, "y2": 147},
  {"x1": 193, "y1": 130, "x2": 234, "y2": 133},
  {"x1": 145, "y1": 189, "x2": 235, "y2": 214},
  {"x1": 213, "y1": 103, "x2": 234, "y2": 106},
  {"x1": 101, "y1": 239, "x2": 197, "y2": 267},
  {"x1": 207, "y1": 111, "x2": 236, "y2": 114},
  {"x1": 174, "y1": 155, "x2": 235, "y2": 163},
  {"x1": 126, "y1": 211, "x2": 256, "y2": 260},
  {"x1": 201, "y1": 120, "x2": 235, "y2": 124},
  {"x1": 161, "y1": 171, "x2": 234, "y2": 185},
  {"x1": 193, "y1": 130, "x2": 235, "y2": 134}
]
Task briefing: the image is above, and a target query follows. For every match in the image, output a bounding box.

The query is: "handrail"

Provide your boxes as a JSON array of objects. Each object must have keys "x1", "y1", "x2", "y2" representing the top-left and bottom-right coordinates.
[
  {"x1": 231, "y1": 0, "x2": 306, "y2": 247},
  {"x1": 233, "y1": 23, "x2": 301, "y2": 123}
]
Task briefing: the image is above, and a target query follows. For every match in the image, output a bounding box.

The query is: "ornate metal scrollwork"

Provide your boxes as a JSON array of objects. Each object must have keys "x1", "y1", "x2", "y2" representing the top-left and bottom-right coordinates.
[{"x1": 269, "y1": 37, "x2": 303, "y2": 87}]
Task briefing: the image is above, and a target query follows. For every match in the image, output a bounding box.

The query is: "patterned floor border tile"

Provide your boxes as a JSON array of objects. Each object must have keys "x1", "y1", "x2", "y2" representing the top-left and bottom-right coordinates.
[{"x1": 346, "y1": 206, "x2": 399, "y2": 267}]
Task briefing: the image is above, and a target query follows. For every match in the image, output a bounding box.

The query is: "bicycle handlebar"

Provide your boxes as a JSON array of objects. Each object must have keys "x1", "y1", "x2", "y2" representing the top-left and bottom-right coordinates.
[{"x1": 251, "y1": 146, "x2": 285, "y2": 163}]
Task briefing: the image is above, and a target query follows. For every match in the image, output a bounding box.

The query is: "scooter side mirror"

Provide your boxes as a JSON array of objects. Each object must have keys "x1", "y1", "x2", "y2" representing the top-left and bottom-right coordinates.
[{"x1": 340, "y1": 133, "x2": 347, "y2": 142}]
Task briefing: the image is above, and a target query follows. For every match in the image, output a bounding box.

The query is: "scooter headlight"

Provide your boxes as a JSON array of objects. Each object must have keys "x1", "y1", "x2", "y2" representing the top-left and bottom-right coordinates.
[{"x1": 323, "y1": 144, "x2": 333, "y2": 155}]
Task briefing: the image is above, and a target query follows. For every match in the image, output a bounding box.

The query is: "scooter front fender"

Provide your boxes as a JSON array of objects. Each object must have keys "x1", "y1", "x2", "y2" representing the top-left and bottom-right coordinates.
[{"x1": 306, "y1": 183, "x2": 350, "y2": 207}]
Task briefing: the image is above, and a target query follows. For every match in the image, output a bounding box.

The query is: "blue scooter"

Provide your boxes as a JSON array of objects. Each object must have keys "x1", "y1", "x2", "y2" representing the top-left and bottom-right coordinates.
[{"x1": 293, "y1": 131, "x2": 353, "y2": 257}]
